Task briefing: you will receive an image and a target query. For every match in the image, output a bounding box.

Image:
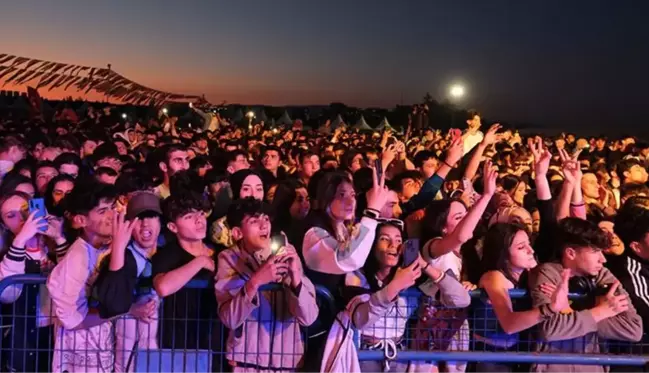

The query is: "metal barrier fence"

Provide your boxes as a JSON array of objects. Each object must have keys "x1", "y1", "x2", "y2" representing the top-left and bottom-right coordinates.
[
  {"x1": 0, "y1": 275, "x2": 647, "y2": 372},
  {"x1": 354, "y1": 288, "x2": 649, "y2": 372}
]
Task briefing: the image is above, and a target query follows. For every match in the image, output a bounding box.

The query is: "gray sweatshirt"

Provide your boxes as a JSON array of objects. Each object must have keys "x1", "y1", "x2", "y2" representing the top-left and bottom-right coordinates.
[{"x1": 528, "y1": 262, "x2": 643, "y2": 373}]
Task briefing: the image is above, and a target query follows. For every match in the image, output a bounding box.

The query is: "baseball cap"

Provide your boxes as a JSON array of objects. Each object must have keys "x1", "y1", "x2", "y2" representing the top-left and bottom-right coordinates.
[{"x1": 126, "y1": 191, "x2": 162, "y2": 220}]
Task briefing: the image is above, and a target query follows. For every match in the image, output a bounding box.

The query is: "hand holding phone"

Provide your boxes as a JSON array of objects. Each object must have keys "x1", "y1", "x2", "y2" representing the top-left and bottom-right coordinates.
[
  {"x1": 402, "y1": 239, "x2": 420, "y2": 268},
  {"x1": 13, "y1": 201, "x2": 49, "y2": 246},
  {"x1": 270, "y1": 233, "x2": 287, "y2": 256},
  {"x1": 28, "y1": 198, "x2": 48, "y2": 232}
]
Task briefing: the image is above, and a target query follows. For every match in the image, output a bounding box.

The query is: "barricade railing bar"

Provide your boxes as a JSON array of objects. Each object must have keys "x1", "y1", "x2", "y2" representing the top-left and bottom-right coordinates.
[{"x1": 0, "y1": 274, "x2": 647, "y2": 372}]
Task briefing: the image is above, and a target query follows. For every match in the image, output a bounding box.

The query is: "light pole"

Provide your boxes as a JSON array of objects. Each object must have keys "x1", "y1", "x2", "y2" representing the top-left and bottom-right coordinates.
[
  {"x1": 449, "y1": 84, "x2": 465, "y2": 127},
  {"x1": 246, "y1": 111, "x2": 255, "y2": 131}
]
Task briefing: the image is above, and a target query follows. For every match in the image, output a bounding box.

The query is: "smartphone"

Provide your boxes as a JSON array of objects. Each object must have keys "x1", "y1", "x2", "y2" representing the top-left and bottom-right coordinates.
[
  {"x1": 374, "y1": 158, "x2": 383, "y2": 182},
  {"x1": 402, "y1": 239, "x2": 420, "y2": 268},
  {"x1": 28, "y1": 198, "x2": 47, "y2": 231},
  {"x1": 270, "y1": 233, "x2": 287, "y2": 255}
]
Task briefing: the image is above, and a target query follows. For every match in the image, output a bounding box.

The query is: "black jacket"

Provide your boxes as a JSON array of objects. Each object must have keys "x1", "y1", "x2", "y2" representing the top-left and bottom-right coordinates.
[{"x1": 607, "y1": 252, "x2": 649, "y2": 356}]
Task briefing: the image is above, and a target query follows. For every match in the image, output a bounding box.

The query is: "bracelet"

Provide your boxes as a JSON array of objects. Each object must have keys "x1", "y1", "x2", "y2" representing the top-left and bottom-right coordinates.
[
  {"x1": 54, "y1": 240, "x2": 68, "y2": 249},
  {"x1": 443, "y1": 160, "x2": 454, "y2": 168},
  {"x1": 433, "y1": 270, "x2": 446, "y2": 284},
  {"x1": 570, "y1": 202, "x2": 585, "y2": 207},
  {"x1": 366, "y1": 208, "x2": 381, "y2": 214}
]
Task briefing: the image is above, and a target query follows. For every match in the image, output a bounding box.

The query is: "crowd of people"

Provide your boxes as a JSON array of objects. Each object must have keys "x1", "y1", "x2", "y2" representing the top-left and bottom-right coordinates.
[{"x1": 0, "y1": 100, "x2": 649, "y2": 373}]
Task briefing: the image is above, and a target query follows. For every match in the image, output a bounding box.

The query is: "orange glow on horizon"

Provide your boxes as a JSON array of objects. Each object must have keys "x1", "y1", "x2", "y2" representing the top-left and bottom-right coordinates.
[{"x1": 1, "y1": 80, "x2": 398, "y2": 108}]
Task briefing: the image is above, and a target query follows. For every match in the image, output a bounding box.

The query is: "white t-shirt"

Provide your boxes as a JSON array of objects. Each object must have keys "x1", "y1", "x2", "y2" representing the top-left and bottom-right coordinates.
[
  {"x1": 463, "y1": 131, "x2": 484, "y2": 155},
  {"x1": 422, "y1": 238, "x2": 463, "y2": 278}
]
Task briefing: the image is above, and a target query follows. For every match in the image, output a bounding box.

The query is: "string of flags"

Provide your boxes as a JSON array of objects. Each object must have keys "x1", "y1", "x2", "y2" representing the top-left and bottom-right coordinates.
[{"x1": 0, "y1": 53, "x2": 205, "y2": 106}]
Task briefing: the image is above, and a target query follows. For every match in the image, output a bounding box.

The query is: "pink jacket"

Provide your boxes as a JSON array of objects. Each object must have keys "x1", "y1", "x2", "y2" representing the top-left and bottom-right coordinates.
[{"x1": 215, "y1": 245, "x2": 319, "y2": 370}]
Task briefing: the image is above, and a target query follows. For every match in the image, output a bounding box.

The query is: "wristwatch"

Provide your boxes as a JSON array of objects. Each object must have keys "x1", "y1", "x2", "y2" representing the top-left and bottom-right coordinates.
[{"x1": 363, "y1": 208, "x2": 380, "y2": 220}]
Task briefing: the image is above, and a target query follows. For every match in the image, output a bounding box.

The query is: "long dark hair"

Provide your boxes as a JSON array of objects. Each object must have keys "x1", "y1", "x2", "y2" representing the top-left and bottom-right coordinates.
[
  {"x1": 0, "y1": 191, "x2": 31, "y2": 254},
  {"x1": 44, "y1": 174, "x2": 76, "y2": 217},
  {"x1": 303, "y1": 171, "x2": 353, "y2": 238},
  {"x1": 421, "y1": 199, "x2": 466, "y2": 244},
  {"x1": 270, "y1": 179, "x2": 306, "y2": 234},
  {"x1": 340, "y1": 150, "x2": 365, "y2": 174},
  {"x1": 363, "y1": 222, "x2": 404, "y2": 292},
  {"x1": 481, "y1": 222, "x2": 528, "y2": 285}
]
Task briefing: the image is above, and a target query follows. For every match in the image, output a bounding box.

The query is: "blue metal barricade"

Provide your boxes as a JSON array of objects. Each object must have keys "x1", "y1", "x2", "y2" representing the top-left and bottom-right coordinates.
[
  {"x1": 355, "y1": 288, "x2": 649, "y2": 369},
  {"x1": 0, "y1": 274, "x2": 337, "y2": 373},
  {"x1": 1, "y1": 274, "x2": 647, "y2": 372}
]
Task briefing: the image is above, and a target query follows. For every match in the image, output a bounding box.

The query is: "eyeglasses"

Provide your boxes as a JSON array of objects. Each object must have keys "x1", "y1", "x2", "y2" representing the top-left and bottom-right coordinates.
[{"x1": 376, "y1": 218, "x2": 405, "y2": 231}]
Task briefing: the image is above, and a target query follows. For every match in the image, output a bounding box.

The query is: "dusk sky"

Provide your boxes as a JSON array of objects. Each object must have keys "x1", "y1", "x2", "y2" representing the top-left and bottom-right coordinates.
[{"x1": 1, "y1": 0, "x2": 648, "y2": 130}]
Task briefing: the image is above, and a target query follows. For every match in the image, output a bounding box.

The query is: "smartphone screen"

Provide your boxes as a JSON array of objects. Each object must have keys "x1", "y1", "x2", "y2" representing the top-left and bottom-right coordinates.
[
  {"x1": 28, "y1": 198, "x2": 47, "y2": 231},
  {"x1": 270, "y1": 233, "x2": 287, "y2": 255},
  {"x1": 374, "y1": 158, "x2": 383, "y2": 182},
  {"x1": 402, "y1": 239, "x2": 420, "y2": 267}
]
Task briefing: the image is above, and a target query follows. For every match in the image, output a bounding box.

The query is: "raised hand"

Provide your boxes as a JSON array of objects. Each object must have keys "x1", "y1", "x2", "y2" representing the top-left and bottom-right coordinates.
[
  {"x1": 445, "y1": 138, "x2": 464, "y2": 167},
  {"x1": 392, "y1": 260, "x2": 422, "y2": 292},
  {"x1": 395, "y1": 141, "x2": 406, "y2": 155},
  {"x1": 529, "y1": 137, "x2": 551, "y2": 177},
  {"x1": 598, "y1": 185, "x2": 611, "y2": 206},
  {"x1": 381, "y1": 143, "x2": 398, "y2": 165},
  {"x1": 366, "y1": 163, "x2": 390, "y2": 212},
  {"x1": 482, "y1": 123, "x2": 502, "y2": 146},
  {"x1": 251, "y1": 255, "x2": 290, "y2": 288},
  {"x1": 559, "y1": 148, "x2": 582, "y2": 185},
  {"x1": 41, "y1": 216, "x2": 65, "y2": 241},
  {"x1": 13, "y1": 211, "x2": 48, "y2": 248},
  {"x1": 281, "y1": 250, "x2": 303, "y2": 289},
  {"x1": 111, "y1": 212, "x2": 138, "y2": 254},
  {"x1": 482, "y1": 160, "x2": 498, "y2": 196}
]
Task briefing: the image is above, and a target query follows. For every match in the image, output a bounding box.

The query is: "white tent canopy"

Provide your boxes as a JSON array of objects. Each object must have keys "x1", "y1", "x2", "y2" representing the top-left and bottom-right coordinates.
[
  {"x1": 353, "y1": 115, "x2": 372, "y2": 131},
  {"x1": 257, "y1": 110, "x2": 268, "y2": 122},
  {"x1": 376, "y1": 116, "x2": 391, "y2": 130},
  {"x1": 377, "y1": 116, "x2": 402, "y2": 134},
  {"x1": 276, "y1": 110, "x2": 293, "y2": 126},
  {"x1": 331, "y1": 114, "x2": 346, "y2": 128}
]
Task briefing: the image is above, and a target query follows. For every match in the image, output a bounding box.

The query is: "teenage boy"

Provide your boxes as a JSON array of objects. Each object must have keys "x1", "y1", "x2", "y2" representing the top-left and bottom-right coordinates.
[
  {"x1": 215, "y1": 197, "x2": 318, "y2": 372},
  {"x1": 529, "y1": 218, "x2": 643, "y2": 373},
  {"x1": 47, "y1": 181, "x2": 119, "y2": 372},
  {"x1": 94, "y1": 191, "x2": 163, "y2": 372}
]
